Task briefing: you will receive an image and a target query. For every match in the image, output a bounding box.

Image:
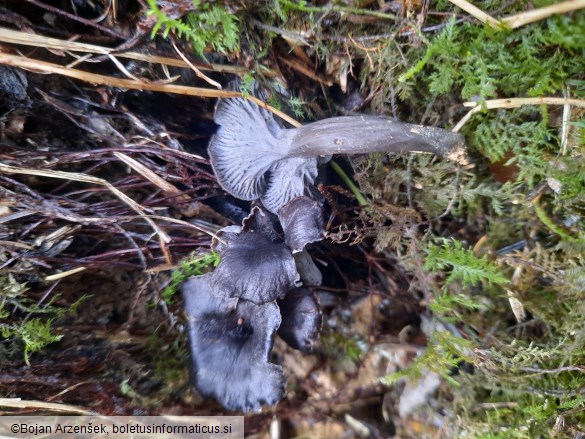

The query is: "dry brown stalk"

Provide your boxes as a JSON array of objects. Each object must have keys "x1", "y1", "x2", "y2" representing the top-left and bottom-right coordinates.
[
  {"x1": 447, "y1": 0, "x2": 503, "y2": 28},
  {"x1": 449, "y1": 0, "x2": 585, "y2": 30},
  {"x1": 0, "y1": 26, "x2": 249, "y2": 75},
  {"x1": 0, "y1": 162, "x2": 171, "y2": 243},
  {"x1": 45, "y1": 267, "x2": 87, "y2": 281},
  {"x1": 0, "y1": 52, "x2": 300, "y2": 127},
  {"x1": 453, "y1": 97, "x2": 585, "y2": 132},
  {"x1": 113, "y1": 152, "x2": 183, "y2": 197},
  {"x1": 502, "y1": 0, "x2": 585, "y2": 29},
  {"x1": 463, "y1": 97, "x2": 585, "y2": 109},
  {"x1": 0, "y1": 398, "x2": 94, "y2": 414},
  {"x1": 171, "y1": 41, "x2": 222, "y2": 89}
]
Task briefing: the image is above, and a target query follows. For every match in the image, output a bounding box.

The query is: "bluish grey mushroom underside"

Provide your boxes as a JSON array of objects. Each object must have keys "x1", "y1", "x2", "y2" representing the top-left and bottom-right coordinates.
[
  {"x1": 181, "y1": 274, "x2": 285, "y2": 413},
  {"x1": 211, "y1": 231, "x2": 300, "y2": 304},
  {"x1": 208, "y1": 97, "x2": 467, "y2": 213}
]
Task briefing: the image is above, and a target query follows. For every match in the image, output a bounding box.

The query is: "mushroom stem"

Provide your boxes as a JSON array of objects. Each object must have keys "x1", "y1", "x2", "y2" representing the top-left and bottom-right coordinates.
[{"x1": 290, "y1": 115, "x2": 466, "y2": 160}]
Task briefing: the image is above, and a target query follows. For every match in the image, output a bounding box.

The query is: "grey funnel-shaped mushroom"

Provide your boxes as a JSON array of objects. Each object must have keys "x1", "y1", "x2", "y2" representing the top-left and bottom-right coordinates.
[
  {"x1": 181, "y1": 274, "x2": 285, "y2": 412},
  {"x1": 211, "y1": 230, "x2": 299, "y2": 304},
  {"x1": 209, "y1": 200, "x2": 325, "y2": 303},
  {"x1": 180, "y1": 201, "x2": 326, "y2": 410},
  {"x1": 209, "y1": 97, "x2": 467, "y2": 213}
]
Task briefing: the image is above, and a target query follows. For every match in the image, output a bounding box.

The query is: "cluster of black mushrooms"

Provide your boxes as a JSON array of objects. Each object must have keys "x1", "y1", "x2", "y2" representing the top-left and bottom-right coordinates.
[{"x1": 180, "y1": 96, "x2": 467, "y2": 412}]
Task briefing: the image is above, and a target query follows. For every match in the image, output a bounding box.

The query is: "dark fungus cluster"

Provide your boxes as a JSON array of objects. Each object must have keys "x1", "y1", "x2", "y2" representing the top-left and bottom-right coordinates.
[{"x1": 181, "y1": 97, "x2": 467, "y2": 412}]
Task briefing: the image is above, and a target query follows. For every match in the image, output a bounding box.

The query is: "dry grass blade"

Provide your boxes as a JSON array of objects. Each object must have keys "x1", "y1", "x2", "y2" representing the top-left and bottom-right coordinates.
[
  {"x1": 0, "y1": 52, "x2": 300, "y2": 127},
  {"x1": 148, "y1": 215, "x2": 219, "y2": 238},
  {"x1": 0, "y1": 162, "x2": 171, "y2": 243},
  {"x1": 113, "y1": 152, "x2": 182, "y2": 196},
  {"x1": 114, "y1": 152, "x2": 223, "y2": 224},
  {"x1": 448, "y1": 0, "x2": 585, "y2": 30},
  {"x1": 45, "y1": 267, "x2": 87, "y2": 281},
  {"x1": 463, "y1": 97, "x2": 585, "y2": 109},
  {"x1": 171, "y1": 41, "x2": 222, "y2": 89},
  {"x1": 0, "y1": 398, "x2": 94, "y2": 414},
  {"x1": 0, "y1": 52, "x2": 241, "y2": 99},
  {"x1": 246, "y1": 96, "x2": 302, "y2": 127},
  {"x1": 455, "y1": 97, "x2": 585, "y2": 132},
  {"x1": 447, "y1": 0, "x2": 504, "y2": 28},
  {"x1": 452, "y1": 106, "x2": 482, "y2": 132},
  {"x1": 0, "y1": 26, "x2": 251, "y2": 75},
  {"x1": 502, "y1": 0, "x2": 585, "y2": 29},
  {"x1": 106, "y1": 54, "x2": 145, "y2": 82}
]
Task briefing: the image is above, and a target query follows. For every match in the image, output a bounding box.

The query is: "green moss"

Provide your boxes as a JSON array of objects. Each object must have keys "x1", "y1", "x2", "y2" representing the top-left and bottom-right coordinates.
[
  {"x1": 146, "y1": 0, "x2": 239, "y2": 57},
  {"x1": 425, "y1": 238, "x2": 509, "y2": 287},
  {"x1": 320, "y1": 332, "x2": 364, "y2": 369},
  {"x1": 401, "y1": 13, "x2": 585, "y2": 101},
  {"x1": 1, "y1": 318, "x2": 62, "y2": 365},
  {"x1": 1, "y1": 275, "x2": 85, "y2": 365},
  {"x1": 362, "y1": 6, "x2": 585, "y2": 436},
  {"x1": 161, "y1": 252, "x2": 219, "y2": 303}
]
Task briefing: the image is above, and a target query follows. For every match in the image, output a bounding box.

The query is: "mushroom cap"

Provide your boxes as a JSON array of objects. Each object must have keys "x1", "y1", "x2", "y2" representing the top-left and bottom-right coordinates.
[
  {"x1": 242, "y1": 206, "x2": 280, "y2": 243},
  {"x1": 278, "y1": 287, "x2": 322, "y2": 353},
  {"x1": 181, "y1": 274, "x2": 285, "y2": 412},
  {"x1": 211, "y1": 225, "x2": 242, "y2": 254},
  {"x1": 278, "y1": 196, "x2": 325, "y2": 253},
  {"x1": 210, "y1": 231, "x2": 300, "y2": 304}
]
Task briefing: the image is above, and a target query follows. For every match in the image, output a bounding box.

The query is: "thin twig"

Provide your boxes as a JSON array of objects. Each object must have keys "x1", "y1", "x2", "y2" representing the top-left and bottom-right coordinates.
[
  {"x1": 463, "y1": 97, "x2": 585, "y2": 109},
  {"x1": 454, "y1": 96, "x2": 585, "y2": 132},
  {"x1": 47, "y1": 381, "x2": 93, "y2": 402},
  {"x1": 113, "y1": 152, "x2": 182, "y2": 197},
  {"x1": 22, "y1": 0, "x2": 126, "y2": 39},
  {"x1": 561, "y1": 85, "x2": 571, "y2": 154},
  {"x1": 171, "y1": 41, "x2": 222, "y2": 89},
  {"x1": 447, "y1": 0, "x2": 504, "y2": 28},
  {"x1": 0, "y1": 52, "x2": 301, "y2": 126},
  {"x1": 452, "y1": 106, "x2": 482, "y2": 132},
  {"x1": 148, "y1": 215, "x2": 219, "y2": 238},
  {"x1": 0, "y1": 26, "x2": 254, "y2": 75},
  {"x1": 106, "y1": 54, "x2": 145, "y2": 82},
  {"x1": 502, "y1": 0, "x2": 585, "y2": 29},
  {"x1": 438, "y1": 166, "x2": 461, "y2": 218},
  {"x1": 406, "y1": 155, "x2": 414, "y2": 209},
  {"x1": 0, "y1": 162, "x2": 171, "y2": 243},
  {"x1": 521, "y1": 365, "x2": 585, "y2": 374},
  {"x1": 44, "y1": 267, "x2": 87, "y2": 281},
  {"x1": 0, "y1": 398, "x2": 94, "y2": 414}
]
